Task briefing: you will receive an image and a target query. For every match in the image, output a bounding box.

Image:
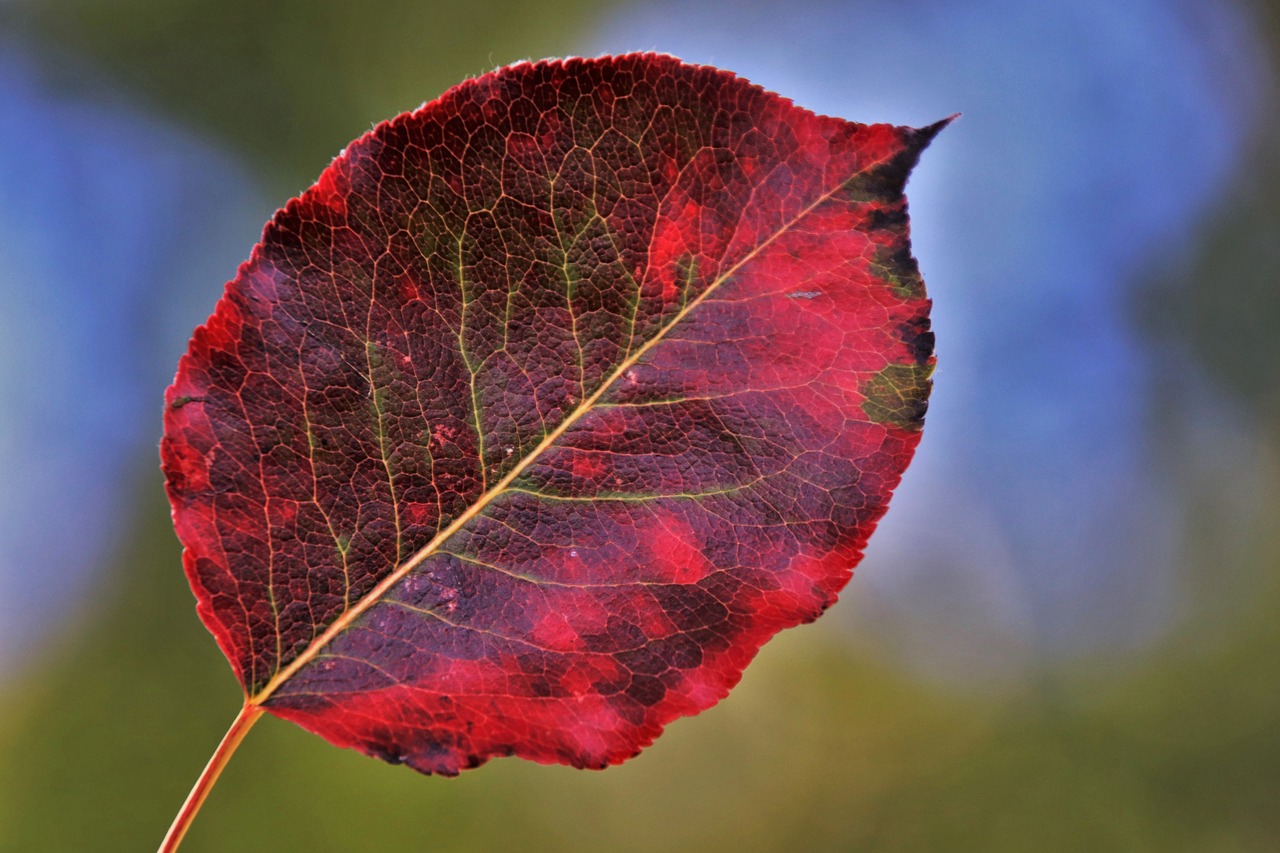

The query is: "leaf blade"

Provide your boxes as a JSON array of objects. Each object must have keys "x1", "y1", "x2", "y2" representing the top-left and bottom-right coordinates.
[{"x1": 162, "y1": 53, "x2": 947, "y2": 774}]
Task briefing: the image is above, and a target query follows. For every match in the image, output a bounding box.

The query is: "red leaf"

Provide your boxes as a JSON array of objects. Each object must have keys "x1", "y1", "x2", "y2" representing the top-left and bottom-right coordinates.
[{"x1": 162, "y1": 54, "x2": 947, "y2": 775}]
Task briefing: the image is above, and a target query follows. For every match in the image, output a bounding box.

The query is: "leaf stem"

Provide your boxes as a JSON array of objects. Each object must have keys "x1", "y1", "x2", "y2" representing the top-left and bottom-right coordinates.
[{"x1": 159, "y1": 703, "x2": 263, "y2": 853}]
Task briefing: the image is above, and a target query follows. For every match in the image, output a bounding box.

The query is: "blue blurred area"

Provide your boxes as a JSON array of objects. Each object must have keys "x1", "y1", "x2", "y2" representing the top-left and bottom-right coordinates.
[
  {"x1": 0, "y1": 42, "x2": 266, "y2": 670},
  {"x1": 593, "y1": 0, "x2": 1269, "y2": 678}
]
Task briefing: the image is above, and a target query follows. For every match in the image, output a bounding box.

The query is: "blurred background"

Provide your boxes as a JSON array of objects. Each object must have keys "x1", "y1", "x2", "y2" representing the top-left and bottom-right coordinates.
[{"x1": 1, "y1": 0, "x2": 1278, "y2": 849}]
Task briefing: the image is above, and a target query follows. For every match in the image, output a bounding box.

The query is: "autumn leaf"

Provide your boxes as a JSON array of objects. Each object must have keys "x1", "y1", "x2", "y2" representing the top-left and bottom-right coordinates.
[{"x1": 160, "y1": 52, "x2": 947, "y2": 848}]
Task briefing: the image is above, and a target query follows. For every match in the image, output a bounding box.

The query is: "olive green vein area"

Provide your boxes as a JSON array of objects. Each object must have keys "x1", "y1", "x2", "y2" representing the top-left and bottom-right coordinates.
[
  {"x1": 503, "y1": 481, "x2": 764, "y2": 502},
  {"x1": 860, "y1": 363, "x2": 933, "y2": 431}
]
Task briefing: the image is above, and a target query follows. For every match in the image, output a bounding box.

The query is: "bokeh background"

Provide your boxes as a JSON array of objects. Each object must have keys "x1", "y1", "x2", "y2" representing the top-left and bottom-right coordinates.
[{"x1": 2, "y1": 0, "x2": 1278, "y2": 849}]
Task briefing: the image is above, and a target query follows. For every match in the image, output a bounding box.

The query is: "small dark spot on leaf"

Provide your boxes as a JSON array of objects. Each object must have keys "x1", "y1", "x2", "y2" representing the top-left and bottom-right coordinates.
[
  {"x1": 625, "y1": 674, "x2": 667, "y2": 707},
  {"x1": 864, "y1": 204, "x2": 908, "y2": 231},
  {"x1": 898, "y1": 316, "x2": 935, "y2": 365}
]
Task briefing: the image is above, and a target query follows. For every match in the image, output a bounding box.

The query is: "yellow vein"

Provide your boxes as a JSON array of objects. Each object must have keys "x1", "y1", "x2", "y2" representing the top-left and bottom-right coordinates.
[
  {"x1": 438, "y1": 549, "x2": 662, "y2": 589},
  {"x1": 364, "y1": 340, "x2": 403, "y2": 566},
  {"x1": 297, "y1": 333, "x2": 352, "y2": 609},
  {"x1": 456, "y1": 224, "x2": 488, "y2": 490},
  {"x1": 504, "y1": 479, "x2": 763, "y2": 502}
]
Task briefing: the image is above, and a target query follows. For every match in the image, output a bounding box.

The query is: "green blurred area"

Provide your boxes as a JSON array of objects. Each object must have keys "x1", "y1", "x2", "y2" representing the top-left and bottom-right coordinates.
[
  {"x1": 4, "y1": 0, "x2": 616, "y2": 192},
  {"x1": 3, "y1": 1, "x2": 1280, "y2": 850}
]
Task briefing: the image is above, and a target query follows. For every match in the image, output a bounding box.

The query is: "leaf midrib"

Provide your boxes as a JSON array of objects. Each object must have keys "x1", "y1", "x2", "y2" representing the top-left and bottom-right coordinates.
[{"x1": 248, "y1": 147, "x2": 893, "y2": 707}]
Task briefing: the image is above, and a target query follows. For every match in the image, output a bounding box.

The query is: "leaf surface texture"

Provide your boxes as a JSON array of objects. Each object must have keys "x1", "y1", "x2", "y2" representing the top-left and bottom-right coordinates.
[{"x1": 162, "y1": 53, "x2": 945, "y2": 774}]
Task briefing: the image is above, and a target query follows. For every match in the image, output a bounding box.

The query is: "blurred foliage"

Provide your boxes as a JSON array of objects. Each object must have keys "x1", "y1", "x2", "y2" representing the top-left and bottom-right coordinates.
[
  {"x1": 5, "y1": 0, "x2": 619, "y2": 191},
  {"x1": 1152, "y1": 1, "x2": 1280, "y2": 432},
  {"x1": 3, "y1": 0, "x2": 1280, "y2": 850},
  {"x1": 1161, "y1": 144, "x2": 1280, "y2": 430}
]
